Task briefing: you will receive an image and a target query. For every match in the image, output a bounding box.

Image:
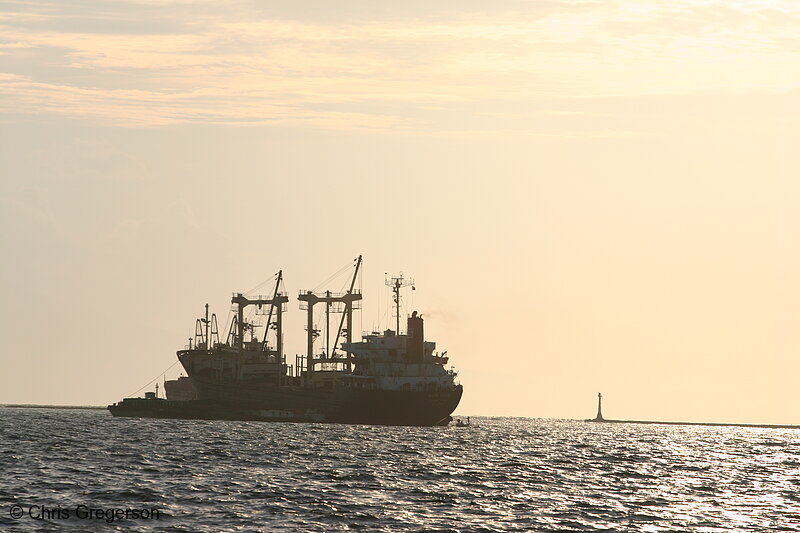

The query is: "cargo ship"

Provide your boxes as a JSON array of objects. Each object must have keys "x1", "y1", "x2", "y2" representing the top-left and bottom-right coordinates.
[{"x1": 109, "y1": 257, "x2": 462, "y2": 426}]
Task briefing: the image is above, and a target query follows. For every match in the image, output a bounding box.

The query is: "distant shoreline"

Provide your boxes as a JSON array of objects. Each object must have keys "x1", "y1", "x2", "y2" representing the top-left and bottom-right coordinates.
[
  {"x1": 1, "y1": 405, "x2": 798, "y2": 428},
  {"x1": 585, "y1": 418, "x2": 800, "y2": 430},
  {"x1": 1, "y1": 404, "x2": 106, "y2": 410}
]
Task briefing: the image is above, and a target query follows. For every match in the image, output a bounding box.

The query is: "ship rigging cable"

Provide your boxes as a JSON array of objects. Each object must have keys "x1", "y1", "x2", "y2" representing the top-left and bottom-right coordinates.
[
  {"x1": 245, "y1": 271, "x2": 281, "y2": 295},
  {"x1": 124, "y1": 360, "x2": 180, "y2": 399},
  {"x1": 312, "y1": 257, "x2": 360, "y2": 292}
]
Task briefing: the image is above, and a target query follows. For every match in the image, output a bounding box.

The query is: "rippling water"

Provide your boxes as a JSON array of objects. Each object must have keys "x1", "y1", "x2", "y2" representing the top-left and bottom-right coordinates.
[{"x1": 2, "y1": 407, "x2": 799, "y2": 532}]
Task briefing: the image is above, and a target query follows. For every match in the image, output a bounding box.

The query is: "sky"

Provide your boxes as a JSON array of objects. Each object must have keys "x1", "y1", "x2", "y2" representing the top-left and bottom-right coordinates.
[{"x1": 2, "y1": 0, "x2": 799, "y2": 424}]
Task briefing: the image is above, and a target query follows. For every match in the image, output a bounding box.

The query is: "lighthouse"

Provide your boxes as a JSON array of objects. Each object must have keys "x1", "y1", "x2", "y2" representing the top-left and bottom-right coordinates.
[{"x1": 594, "y1": 392, "x2": 604, "y2": 421}]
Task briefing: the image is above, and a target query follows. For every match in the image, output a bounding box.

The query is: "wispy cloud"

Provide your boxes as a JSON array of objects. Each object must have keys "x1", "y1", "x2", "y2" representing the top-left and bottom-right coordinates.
[{"x1": 1, "y1": 0, "x2": 799, "y2": 133}]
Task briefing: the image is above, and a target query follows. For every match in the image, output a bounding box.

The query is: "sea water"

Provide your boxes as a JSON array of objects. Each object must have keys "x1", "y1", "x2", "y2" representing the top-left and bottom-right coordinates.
[{"x1": 1, "y1": 407, "x2": 799, "y2": 532}]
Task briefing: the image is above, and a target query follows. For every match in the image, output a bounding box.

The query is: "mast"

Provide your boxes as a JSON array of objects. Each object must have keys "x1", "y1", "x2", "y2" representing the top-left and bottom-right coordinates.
[
  {"x1": 236, "y1": 297, "x2": 244, "y2": 352},
  {"x1": 325, "y1": 290, "x2": 331, "y2": 358},
  {"x1": 261, "y1": 270, "x2": 284, "y2": 357},
  {"x1": 209, "y1": 313, "x2": 219, "y2": 347},
  {"x1": 275, "y1": 271, "x2": 284, "y2": 361},
  {"x1": 193, "y1": 304, "x2": 216, "y2": 350},
  {"x1": 385, "y1": 273, "x2": 414, "y2": 334},
  {"x1": 332, "y1": 255, "x2": 362, "y2": 371},
  {"x1": 194, "y1": 319, "x2": 204, "y2": 348},
  {"x1": 204, "y1": 304, "x2": 209, "y2": 349},
  {"x1": 304, "y1": 293, "x2": 315, "y2": 377}
]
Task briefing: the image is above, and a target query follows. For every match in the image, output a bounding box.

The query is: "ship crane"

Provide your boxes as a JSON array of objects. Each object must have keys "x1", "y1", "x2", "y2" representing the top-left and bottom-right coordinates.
[
  {"x1": 298, "y1": 255, "x2": 362, "y2": 379},
  {"x1": 230, "y1": 271, "x2": 289, "y2": 384}
]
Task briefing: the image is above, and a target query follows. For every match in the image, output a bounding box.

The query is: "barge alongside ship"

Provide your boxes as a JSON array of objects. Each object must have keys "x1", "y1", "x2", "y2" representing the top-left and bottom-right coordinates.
[{"x1": 109, "y1": 257, "x2": 462, "y2": 426}]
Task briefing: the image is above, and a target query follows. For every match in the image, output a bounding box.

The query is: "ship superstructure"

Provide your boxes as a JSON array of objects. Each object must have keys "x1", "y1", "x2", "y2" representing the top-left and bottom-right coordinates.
[
  {"x1": 162, "y1": 257, "x2": 462, "y2": 425},
  {"x1": 163, "y1": 376, "x2": 196, "y2": 401}
]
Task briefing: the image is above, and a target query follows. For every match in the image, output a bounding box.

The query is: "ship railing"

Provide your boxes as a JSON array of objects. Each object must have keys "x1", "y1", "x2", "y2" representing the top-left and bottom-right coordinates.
[
  {"x1": 297, "y1": 290, "x2": 362, "y2": 298},
  {"x1": 317, "y1": 361, "x2": 347, "y2": 372},
  {"x1": 297, "y1": 290, "x2": 363, "y2": 311},
  {"x1": 182, "y1": 345, "x2": 219, "y2": 354},
  {"x1": 231, "y1": 292, "x2": 289, "y2": 300},
  {"x1": 254, "y1": 303, "x2": 288, "y2": 314},
  {"x1": 298, "y1": 301, "x2": 363, "y2": 312}
]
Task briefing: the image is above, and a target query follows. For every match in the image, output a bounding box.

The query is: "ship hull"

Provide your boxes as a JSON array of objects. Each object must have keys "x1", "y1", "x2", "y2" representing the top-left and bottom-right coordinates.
[
  {"x1": 108, "y1": 398, "x2": 326, "y2": 422},
  {"x1": 188, "y1": 374, "x2": 463, "y2": 426},
  {"x1": 108, "y1": 398, "x2": 249, "y2": 421}
]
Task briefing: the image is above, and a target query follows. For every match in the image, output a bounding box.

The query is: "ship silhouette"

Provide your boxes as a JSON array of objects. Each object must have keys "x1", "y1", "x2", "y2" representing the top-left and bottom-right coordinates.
[{"x1": 109, "y1": 257, "x2": 462, "y2": 426}]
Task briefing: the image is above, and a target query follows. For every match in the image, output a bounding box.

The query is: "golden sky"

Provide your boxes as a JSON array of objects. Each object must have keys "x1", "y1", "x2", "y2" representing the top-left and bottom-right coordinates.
[{"x1": 2, "y1": 0, "x2": 799, "y2": 423}]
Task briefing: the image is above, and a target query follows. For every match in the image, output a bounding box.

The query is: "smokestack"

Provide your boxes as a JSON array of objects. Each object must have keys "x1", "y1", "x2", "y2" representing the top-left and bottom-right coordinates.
[{"x1": 407, "y1": 311, "x2": 424, "y2": 363}]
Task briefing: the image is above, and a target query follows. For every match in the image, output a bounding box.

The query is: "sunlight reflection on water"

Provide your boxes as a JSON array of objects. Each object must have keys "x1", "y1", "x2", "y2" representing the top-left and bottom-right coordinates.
[{"x1": 1, "y1": 409, "x2": 799, "y2": 532}]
